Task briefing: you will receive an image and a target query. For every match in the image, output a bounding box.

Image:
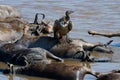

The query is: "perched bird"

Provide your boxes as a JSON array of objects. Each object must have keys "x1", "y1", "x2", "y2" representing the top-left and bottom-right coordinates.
[{"x1": 53, "y1": 10, "x2": 74, "y2": 43}]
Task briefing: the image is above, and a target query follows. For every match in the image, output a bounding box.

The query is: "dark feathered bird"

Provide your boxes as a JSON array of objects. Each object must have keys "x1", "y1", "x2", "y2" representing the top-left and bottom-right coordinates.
[{"x1": 53, "y1": 10, "x2": 74, "y2": 43}]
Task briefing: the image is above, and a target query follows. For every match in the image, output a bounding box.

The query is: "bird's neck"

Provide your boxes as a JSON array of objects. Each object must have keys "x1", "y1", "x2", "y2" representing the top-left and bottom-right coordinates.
[{"x1": 65, "y1": 15, "x2": 70, "y2": 21}]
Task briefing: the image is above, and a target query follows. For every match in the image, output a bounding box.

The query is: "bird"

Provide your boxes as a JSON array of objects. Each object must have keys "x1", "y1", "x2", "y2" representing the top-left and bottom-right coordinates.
[{"x1": 53, "y1": 10, "x2": 74, "y2": 43}]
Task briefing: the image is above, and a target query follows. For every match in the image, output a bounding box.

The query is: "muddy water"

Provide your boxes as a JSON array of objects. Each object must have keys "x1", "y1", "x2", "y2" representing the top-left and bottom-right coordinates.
[{"x1": 0, "y1": 0, "x2": 120, "y2": 80}]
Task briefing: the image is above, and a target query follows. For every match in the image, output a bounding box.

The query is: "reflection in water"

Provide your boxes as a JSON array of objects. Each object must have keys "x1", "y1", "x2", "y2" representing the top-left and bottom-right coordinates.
[
  {"x1": 0, "y1": 74, "x2": 27, "y2": 80},
  {"x1": 8, "y1": 74, "x2": 27, "y2": 80},
  {"x1": 9, "y1": 74, "x2": 14, "y2": 80}
]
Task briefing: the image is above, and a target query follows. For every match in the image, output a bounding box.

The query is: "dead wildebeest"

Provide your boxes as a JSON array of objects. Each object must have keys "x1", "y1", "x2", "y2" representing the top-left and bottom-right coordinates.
[
  {"x1": 0, "y1": 33, "x2": 113, "y2": 62},
  {"x1": 0, "y1": 47, "x2": 63, "y2": 66},
  {"x1": 94, "y1": 69, "x2": 120, "y2": 80},
  {"x1": 0, "y1": 5, "x2": 21, "y2": 21},
  {"x1": 0, "y1": 23, "x2": 113, "y2": 62},
  {"x1": 0, "y1": 18, "x2": 28, "y2": 46},
  {"x1": 0, "y1": 5, "x2": 53, "y2": 43},
  {"x1": 29, "y1": 13, "x2": 53, "y2": 36},
  {"x1": 53, "y1": 10, "x2": 74, "y2": 43},
  {"x1": 28, "y1": 36, "x2": 113, "y2": 62},
  {"x1": 2, "y1": 62, "x2": 98, "y2": 80},
  {"x1": 0, "y1": 21, "x2": 111, "y2": 62},
  {"x1": 0, "y1": 12, "x2": 53, "y2": 47},
  {"x1": 0, "y1": 23, "x2": 113, "y2": 61},
  {"x1": 0, "y1": 5, "x2": 113, "y2": 61},
  {"x1": 2, "y1": 63, "x2": 120, "y2": 80},
  {"x1": 0, "y1": 36, "x2": 90, "y2": 62},
  {"x1": 0, "y1": 5, "x2": 28, "y2": 45}
]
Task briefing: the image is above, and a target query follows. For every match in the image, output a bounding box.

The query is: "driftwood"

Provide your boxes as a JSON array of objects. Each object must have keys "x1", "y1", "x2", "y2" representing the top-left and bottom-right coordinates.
[{"x1": 88, "y1": 30, "x2": 120, "y2": 38}]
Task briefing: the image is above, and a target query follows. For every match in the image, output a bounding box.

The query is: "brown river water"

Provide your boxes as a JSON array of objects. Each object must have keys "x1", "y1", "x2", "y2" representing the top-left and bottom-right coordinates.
[{"x1": 0, "y1": 0, "x2": 120, "y2": 80}]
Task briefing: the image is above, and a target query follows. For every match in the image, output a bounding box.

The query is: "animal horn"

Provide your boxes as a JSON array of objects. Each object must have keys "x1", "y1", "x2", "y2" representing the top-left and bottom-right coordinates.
[
  {"x1": 40, "y1": 13, "x2": 48, "y2": 25},
  {"x1": 106, "y1": 40, "x2": 113, "y2": 46},
  {"x1": 40, "y1": 13, "x2": 45, "y2": 19},
  {"x1": 34, "y1": 13, "x2": 39, "y2": 24},
  {"x1": 7, "y1": 63, "x2": 14, "y2": 74},
  {"x1": 33, "y1": 13, "x2": 45, "y2": 24}
]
